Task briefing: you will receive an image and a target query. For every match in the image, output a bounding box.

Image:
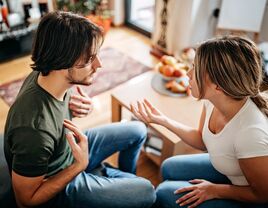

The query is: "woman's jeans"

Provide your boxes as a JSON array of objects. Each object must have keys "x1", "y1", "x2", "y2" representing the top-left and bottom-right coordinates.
[
  {"x1": 53, "y1": 121, "x2": 156, "y2": 208},
  {"x1": 154, "y1": 153, "x2": 267, "y2": 208}
]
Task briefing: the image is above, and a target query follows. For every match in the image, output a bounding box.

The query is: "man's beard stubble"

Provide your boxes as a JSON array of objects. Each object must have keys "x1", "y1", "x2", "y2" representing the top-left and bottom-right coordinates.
[{"x1": 67, "y1": 70, "x2": 92, "y2": 86}]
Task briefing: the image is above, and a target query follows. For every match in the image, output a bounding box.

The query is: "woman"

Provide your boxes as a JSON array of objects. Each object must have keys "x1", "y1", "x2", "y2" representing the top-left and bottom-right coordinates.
[{"x1": 131, "y1": 36, "x2": 268, "y2": 208}]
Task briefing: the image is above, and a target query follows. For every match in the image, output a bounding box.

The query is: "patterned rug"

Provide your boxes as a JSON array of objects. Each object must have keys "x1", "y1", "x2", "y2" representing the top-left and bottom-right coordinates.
[{"x1": 0, "y1": 47, "x2": 151, "y2": 106}]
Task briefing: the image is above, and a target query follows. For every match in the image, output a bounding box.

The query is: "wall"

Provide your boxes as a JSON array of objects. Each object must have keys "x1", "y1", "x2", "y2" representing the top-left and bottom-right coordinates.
[
  {"x1": 188, "y1": 0, "x2": 221, "y2": 46},
  {"x1": 152, "y1": 0, "x2": 221, "y2": 56},
  {"x1": 152, "y1": 0, "x2": 268, "y2": 56}
]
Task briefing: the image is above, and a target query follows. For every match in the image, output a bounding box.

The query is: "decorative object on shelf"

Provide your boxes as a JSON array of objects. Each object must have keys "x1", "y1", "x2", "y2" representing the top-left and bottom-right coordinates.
[
  {"x1": 0, "y1": 23, "x2": 37, "y2": 41},
  {"x1": 7, "y1": 12, "x2": 24, "y2": 27},
  {"x1": 0, "y1": 0, "x2": 9, "y2": 29},
  {"x1": 56, "y1": 0, "x2": 113, "y2": 34}
]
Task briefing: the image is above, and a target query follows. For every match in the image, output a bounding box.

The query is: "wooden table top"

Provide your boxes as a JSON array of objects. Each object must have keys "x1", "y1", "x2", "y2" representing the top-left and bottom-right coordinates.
[{"x1": 111, "y1": 71, "x2": 203, "y2": 145}]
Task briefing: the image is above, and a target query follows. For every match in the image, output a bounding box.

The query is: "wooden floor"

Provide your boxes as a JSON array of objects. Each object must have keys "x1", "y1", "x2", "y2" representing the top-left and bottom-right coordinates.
[{"x1": 0, "y1": 26, "x2": 161, "y2": 186}]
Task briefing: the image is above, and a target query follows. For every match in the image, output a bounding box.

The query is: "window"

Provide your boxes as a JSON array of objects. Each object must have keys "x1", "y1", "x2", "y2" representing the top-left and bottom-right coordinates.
[{"x1": 125, "y1": 0, "x2": 155, "y2": 37}]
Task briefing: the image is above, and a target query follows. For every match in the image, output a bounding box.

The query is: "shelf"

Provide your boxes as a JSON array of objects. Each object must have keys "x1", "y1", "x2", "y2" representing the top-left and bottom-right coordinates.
[
  {"x1": 143, "y1": 151, "x2": 161, "y2": 166},
  {"x1": 0, "y1": 24, "x2": 38, "y2": 41}
]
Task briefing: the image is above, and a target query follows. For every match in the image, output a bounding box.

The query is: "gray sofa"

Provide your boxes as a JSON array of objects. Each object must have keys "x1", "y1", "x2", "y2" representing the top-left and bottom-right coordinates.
[{"x1": 0, "y1": 135, "x2": 17, "y2": 207}]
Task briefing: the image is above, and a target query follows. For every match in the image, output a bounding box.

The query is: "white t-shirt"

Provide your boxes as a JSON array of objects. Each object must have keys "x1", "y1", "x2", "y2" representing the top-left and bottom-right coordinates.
[{"x1": 202, "y1": 98, "x2": 268, "y2": 186}]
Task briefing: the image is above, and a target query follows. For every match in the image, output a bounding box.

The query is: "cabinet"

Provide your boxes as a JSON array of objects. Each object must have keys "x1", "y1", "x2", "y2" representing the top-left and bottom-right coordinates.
[
  {"x1": 0, "y1": 0, "x2": 53, "y2": 62},
  {"x1": 0, "y1": 24, "x2": 37, "y2": 62}
]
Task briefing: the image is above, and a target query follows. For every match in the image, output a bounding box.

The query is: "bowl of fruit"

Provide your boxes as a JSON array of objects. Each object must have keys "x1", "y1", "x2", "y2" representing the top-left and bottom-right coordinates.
[
  {"x1": 155, "y1": 55, "x2": 189, "y2": 81},
  {"x1": 154, "y1": 55, "x2": 190, "y2": 95}
]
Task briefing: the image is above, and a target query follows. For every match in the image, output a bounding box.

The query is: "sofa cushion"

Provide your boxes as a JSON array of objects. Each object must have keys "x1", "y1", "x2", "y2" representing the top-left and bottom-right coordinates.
[{"x1": 0, "y1": 134, "x2": 17, "y2": 207}]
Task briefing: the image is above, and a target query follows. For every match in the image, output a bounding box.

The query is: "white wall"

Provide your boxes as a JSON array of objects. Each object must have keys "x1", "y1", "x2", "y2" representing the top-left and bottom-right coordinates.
[
  {"x1": 189, "y1": 0, "x2": 221, "y2": 46},
  {"x1": 152, "y1": 0, "x2": 268, "y2": 56},
  {"x1": 152, "y1": 0, "x2": 221, "y2": 56}
]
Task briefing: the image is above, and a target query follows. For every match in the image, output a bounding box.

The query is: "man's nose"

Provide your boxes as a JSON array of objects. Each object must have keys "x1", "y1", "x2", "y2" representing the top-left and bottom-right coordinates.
[{"x1": 94, "y1": 55, "x2": 102, "y2": 69}]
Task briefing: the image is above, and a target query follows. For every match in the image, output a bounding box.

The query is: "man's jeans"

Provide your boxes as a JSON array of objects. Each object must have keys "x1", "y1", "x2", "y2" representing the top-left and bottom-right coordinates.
[
  {"x1": 153, "y1": 153, "x2": 267, "y2": 208},
  {"x1": 54, "y1": 121, "x2": 156, "y2": 208}
]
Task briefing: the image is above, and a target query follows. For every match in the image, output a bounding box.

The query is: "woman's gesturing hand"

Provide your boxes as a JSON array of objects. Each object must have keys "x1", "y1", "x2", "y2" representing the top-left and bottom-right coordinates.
[
  {"x1": 174, "y1": 179, "x2": 218, "y2": 208},
  {"x1": 130, "y1": 99, "x2": 168, "y2": 125},
  {"x1": 63, "y1": 119, "x2": 89, "y2": 171}
]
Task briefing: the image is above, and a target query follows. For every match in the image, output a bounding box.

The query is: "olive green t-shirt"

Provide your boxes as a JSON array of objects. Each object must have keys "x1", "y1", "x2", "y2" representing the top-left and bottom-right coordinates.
[{"x1": 4, "y1": 71, "x2": 74, "y2": 177}]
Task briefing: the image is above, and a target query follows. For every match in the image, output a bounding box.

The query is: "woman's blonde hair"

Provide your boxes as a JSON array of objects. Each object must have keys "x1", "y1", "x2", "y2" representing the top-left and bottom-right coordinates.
[{"x1": 194, "y1": 36, "x2": 268, "y2": 116}]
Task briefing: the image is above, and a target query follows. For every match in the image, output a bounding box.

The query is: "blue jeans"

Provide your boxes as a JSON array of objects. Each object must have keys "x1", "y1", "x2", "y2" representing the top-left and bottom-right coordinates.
[
  {"x1": 154, "y1": 154, "x2": 267, "y2": 208},
  {"x1": 52, "y1": 121, "x2": 156, "y2": 208}
]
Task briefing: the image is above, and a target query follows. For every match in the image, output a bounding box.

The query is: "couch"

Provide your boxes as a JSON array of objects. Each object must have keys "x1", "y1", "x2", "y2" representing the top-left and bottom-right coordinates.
[{"x1": 0, "y1": 135, "x2": 17, "y2": 207}]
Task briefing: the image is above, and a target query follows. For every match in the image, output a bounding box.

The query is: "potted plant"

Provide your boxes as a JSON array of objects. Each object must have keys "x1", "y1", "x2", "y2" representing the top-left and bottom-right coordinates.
[{"x1": 56, "y1": 0, "x2": 113, "y2": 34}]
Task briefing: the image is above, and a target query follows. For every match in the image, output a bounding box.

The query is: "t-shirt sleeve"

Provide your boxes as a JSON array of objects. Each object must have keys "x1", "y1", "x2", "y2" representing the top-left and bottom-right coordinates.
[
  {"x1": 234, "y1": 127, "x2": 268, "y2": 159},
  {"x1": 9, "y1": 127, "x2": 55, "y2": 177}
]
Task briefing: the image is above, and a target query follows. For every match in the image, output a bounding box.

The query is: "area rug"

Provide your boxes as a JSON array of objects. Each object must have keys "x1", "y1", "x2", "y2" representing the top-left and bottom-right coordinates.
[{"x1": 0, "y1": 47, "x2": 151, "y2": 106}]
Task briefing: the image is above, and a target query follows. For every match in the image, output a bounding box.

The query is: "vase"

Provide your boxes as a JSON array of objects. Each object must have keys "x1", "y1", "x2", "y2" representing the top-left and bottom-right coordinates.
[{"x1": 86, "y1": 15, "x2": 112, "y2": 35}]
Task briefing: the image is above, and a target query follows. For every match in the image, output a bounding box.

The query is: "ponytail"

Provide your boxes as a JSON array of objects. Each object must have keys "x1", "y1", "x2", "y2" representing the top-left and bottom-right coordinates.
[
  {"x1": 251, "y1": 94, "x2": 268, "y2": 117},
  {"x1": 255, "y1": 66, "x2": 268, "y2": 117}
]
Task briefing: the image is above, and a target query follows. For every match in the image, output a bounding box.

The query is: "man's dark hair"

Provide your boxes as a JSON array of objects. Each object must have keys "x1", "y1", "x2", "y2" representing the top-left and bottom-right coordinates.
[{"x1": 31, "y1": 11, "x2": 104, "y2": 76}]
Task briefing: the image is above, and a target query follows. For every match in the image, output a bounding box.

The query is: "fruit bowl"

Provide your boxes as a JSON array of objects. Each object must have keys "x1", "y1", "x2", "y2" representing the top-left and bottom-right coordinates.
[
  {"x1": 155, "y1": 55, "x2": 189, "y2": 82},
  {"x1": 158, "y1": 72, "x2": 181, "y2": 82},
  {"x1": 154, "y1": 55, "x2": 191, "y2": 94}
]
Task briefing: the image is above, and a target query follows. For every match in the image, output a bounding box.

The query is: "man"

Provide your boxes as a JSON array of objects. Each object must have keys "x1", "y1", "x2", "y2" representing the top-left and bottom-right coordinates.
[{"x1": 4, "y1": 11, "x2": 155, "y2": 208}]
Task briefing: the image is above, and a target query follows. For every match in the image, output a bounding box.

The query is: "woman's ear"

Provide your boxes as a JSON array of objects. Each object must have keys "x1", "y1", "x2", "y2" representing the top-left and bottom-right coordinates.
[{"x1": 215, "y1": 85, "x2": 223, "y2": 92}]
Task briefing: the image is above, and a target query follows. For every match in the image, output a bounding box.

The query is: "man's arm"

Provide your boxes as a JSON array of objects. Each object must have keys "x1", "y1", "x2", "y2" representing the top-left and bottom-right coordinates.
[
  {"x1": 12, "y1": 163, "x2": 81, "y2": 207},
  {"x1": 12, "y1": 120, "x2": 88, "y2": 207}
]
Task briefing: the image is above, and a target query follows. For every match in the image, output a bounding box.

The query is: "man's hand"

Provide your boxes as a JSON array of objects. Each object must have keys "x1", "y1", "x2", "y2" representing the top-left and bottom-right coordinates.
[
  {"x1": 12, "y1": 120, "x2": 89, "y2": 207},
  {"x1": 174, "y1": 179, "x2": 217, "y2": 208},
  {"x1": 69, "y1": 86, "x2": 93, "y2": 118},
  {"x1": 64, "y1": 119, "x2": 89, "y2": 171}
]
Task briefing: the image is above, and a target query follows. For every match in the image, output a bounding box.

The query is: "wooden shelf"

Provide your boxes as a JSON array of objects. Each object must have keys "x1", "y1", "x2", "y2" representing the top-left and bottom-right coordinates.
[{"x1": 143, "y1": 151, "x2": 161, "y2": 166}]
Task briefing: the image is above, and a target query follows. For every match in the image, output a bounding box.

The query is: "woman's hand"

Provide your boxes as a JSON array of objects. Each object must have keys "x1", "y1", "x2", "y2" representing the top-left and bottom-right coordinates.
[
  {"x1": 130, "y1": 99, "x2": 168, "y2": 125},
  {"x1": 174, "y1": 179, "x2": 218, "y2": 208},
  {"x1": 63, "y1": 119, "x2": 89, "y2": 171},
  {"x1": 69, "y1": 86, "x2": 93, "y2": 118}
]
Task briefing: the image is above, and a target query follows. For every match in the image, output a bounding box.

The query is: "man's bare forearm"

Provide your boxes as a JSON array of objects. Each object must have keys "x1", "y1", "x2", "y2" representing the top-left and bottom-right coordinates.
[{"x1": 23, "y1": 164, "x2": 82, "y2": 207}]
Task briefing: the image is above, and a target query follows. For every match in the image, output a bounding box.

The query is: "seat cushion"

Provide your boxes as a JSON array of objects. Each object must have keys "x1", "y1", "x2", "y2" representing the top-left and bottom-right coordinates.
[{"x1": 0, "y1": 134, "x2": 17, "y2": 207}]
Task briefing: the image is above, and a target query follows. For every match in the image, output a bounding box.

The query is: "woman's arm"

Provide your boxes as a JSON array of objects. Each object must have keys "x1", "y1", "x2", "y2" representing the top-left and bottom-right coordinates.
[
  {"x1": 130, "y1": 99, "x2": 206, "y2": 151},
  {"x1": 159, "y1": 104, "x2": 206, "y2": 150},
  {"x1": 175, "y1": 156, "x2": 268, "y2": 207},
  {"x1": 216, "y1": 156, "x2": 268, "y2": 203}
]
